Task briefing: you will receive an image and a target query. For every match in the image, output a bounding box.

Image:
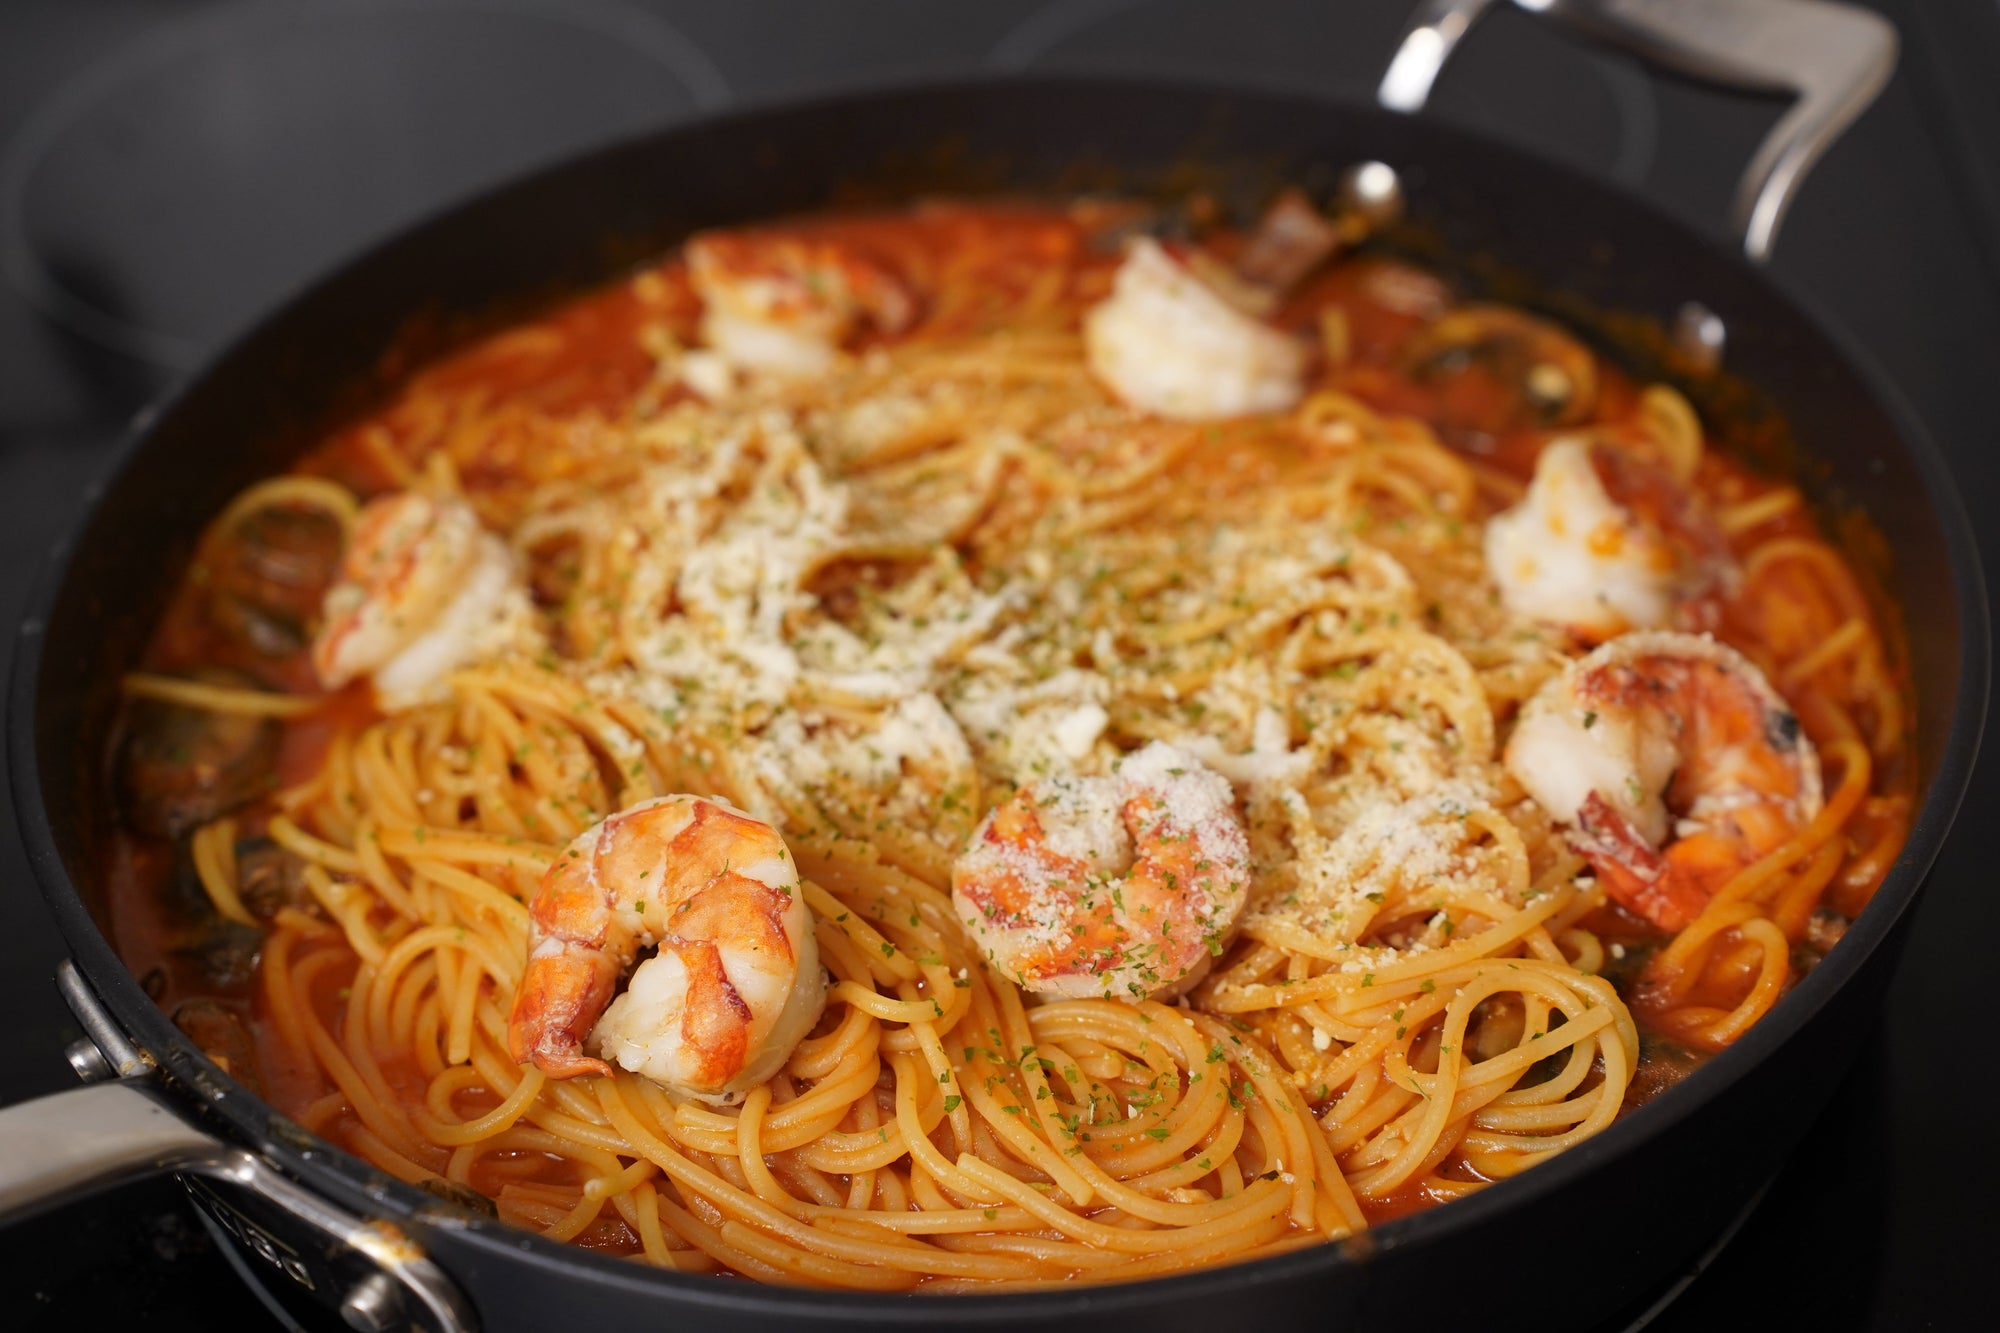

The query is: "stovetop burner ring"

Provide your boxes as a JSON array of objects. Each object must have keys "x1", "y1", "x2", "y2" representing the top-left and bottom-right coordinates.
[{"x1": 0, "y1": 0, "x2": 729, "y2": 370}]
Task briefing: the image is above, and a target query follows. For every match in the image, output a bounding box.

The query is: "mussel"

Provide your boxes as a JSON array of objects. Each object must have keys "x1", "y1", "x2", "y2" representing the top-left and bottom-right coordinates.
[
  {"x1": 1405, "y1": 304, "x2": 1600, "y2": 434},
  {"x1": 235, "y1": 835, "x2": 313, "y2": 922},
  {"x1": 416, "y1": 1177, "x2": 500, "y2": 1219},
  {"x1": 118, "y1": 671, "x2": 280, "y2": 838},
  {"x1": 158, "y1": 835, "x2": 288, "y2": 990},
  {"x1": 172, "y1": 998, "x2": 266, "y2": 1097},
  {"x1": 173, "y1": 916, "x2": 266, "y2": 991},
  {"x1": 205, "y1": 502, "x2": 343, "y2": 658}
]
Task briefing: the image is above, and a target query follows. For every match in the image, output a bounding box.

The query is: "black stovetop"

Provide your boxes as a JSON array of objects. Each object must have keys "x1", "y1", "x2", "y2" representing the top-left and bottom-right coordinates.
[{"x1": 3, "y1": 2, "x2": 1996, "y2": 1328}]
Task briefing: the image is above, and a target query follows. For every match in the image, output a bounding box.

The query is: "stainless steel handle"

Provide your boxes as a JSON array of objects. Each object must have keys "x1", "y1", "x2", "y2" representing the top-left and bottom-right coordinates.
[
  {"x1": 1379, "y1": 0, "x2": 1503, "y2": 114},
  {"x1": 0, "y1": 1076, "x2": 220, "y2": 1218},
  {"x1": 1378, "y1": 0, "x2": 1898, "y2": 263},
  {"x1": 0, "y1": 963, "x2": 478, "y2": 1332}
]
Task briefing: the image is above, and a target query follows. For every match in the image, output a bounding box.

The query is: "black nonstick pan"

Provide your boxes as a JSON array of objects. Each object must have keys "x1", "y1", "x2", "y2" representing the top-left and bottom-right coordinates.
[{"x1": 1, "y1": 3, "x2": 1985, "y2": 1329}]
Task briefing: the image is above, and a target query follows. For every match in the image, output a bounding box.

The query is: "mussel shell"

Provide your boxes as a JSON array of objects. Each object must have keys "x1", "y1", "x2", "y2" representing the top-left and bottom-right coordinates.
[
  {"x1": 173, "y1": 916, "x2": 265, "y2": 991},
  {"x1": 205, "y1": 504, "x2": 342, "y2": 659},
  {"x1": 171, "y1": 997, "x2": 266, "y2": 1098},
  {"x1": 415, "y1": 1177, "x2": 500, "y2": 1219},
  {"x1": 1405, "y1": 304, "x2": 1599, "y2": 433},
  {"x1": 118, "y1": 680, "x2": 280, "y2": 838},
  {"x1": 235, "y1": 835, "x2": 313, "y2": 922}
]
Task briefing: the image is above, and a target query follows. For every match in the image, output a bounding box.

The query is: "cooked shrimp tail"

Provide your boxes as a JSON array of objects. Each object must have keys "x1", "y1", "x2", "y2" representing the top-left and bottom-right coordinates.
[
  {"x1": 508, "y1": 942, "x2": 621, "y2": 1080},
  {"x1": 1571, "y1": 792, "x2": 1710, "y2": 933}
]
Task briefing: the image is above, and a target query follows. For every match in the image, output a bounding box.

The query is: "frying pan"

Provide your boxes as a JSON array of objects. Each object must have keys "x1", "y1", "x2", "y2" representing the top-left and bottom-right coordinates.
[{"x1": 1, "y1": 2, "x2": 1986, "y2": 1329}]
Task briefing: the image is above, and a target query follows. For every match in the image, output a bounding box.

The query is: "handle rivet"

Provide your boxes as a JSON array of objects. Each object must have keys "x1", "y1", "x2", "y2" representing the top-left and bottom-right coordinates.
[
  {"x1": 1335, "y1": 161, "x2": 1406, "y2": 231},
  {"x1": 340, "y1": 1272, "x2": 403, "y2": 1332},
  {"x1": 64, "y1": 1037, "x2": 115, "y2": 1084},
  {"x1": 1673, "y1": 301, "x2": 1727, "y2": 372}
]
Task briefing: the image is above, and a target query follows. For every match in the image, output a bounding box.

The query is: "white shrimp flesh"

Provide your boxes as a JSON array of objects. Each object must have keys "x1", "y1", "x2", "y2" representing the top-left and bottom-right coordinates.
[
  {"x1": 1084, "y1": 238, "x2": 1306, "y2": 420},
  {"x1": 311, "y1": 491, "x2": 536, "y2": 707},
  {"x1": 1485, "y1": 438, "x2": 1734, "y2": 642},
  {"x1": 685, "y1": 229, "x2": 916, "y2": 385}
]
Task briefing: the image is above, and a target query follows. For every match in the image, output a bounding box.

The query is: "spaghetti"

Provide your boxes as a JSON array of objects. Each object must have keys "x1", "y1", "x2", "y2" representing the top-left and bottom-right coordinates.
[{"x1": 107, "y1": 198, "x2": 1911, "y2": 1288}]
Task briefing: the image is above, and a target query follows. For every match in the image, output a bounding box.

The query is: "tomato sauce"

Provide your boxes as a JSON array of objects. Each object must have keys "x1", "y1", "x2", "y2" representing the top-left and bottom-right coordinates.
[{"x1": 99, "y1": 198, "x2": 1910, "y2": 1196}]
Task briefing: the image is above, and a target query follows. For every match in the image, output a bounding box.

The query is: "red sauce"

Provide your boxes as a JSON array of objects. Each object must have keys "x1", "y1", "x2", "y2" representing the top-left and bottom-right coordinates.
[
  {"x1": 273, "y1": 684, "x2": 378, "y2": 788},
  {"x1": 99, "y1": 198, "x2": 1910, "y2": 1227}
]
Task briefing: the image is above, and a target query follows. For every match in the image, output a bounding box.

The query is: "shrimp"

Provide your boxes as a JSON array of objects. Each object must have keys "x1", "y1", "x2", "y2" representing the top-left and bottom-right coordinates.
[
  {"x1": 951, "y1": 741, "x2": 1253, "y2": 1000},
  {"x1": 1485, "y1": 438, "x2": 1735, "y2": 642},
  {"x1": 506, "y1": 795, "x2": 824, "y2": 1105},
  {"x1": 1505, "y1": 631, "x2": 1821, "y2": 932},
  {"x1": 685, "y1": 229, "x2": 916, "y2": 383},
  {"x1": 311, "y1": 491, "x2": 536, "y2": 706},
  {"x1": 1084, "y1": 238, "x2": 1307, "y2": 420}
]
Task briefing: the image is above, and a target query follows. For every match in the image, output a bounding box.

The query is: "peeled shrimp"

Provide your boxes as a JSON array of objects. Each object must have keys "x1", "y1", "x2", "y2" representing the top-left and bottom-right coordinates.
[
  {"x1": 1084, "y1": 238, "x2": 1306, "y2": 420},
  {"x1": 1506, "y1": 631, "x2": 1821, "y2": 932},
  {"x1": 506, "y1": 795, "x2": 824, "y2": 1105},
  {"x1": 685, "y1": 229, "x2": 915, "y2": 383},
  {"x1": 951, "y1": 741, "x2": 1253, "y2": 1000},
  {"x1": 311, "y1": 491, "x2": 534, "y2": 706},
  {"x1": 1485, "y1": 438, "x2": 1734, "y2": 642}
]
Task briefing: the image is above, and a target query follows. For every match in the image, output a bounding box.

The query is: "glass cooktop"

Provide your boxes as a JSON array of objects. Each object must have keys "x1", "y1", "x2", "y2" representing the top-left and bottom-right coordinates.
[{"x1": 2, "y1": 2, "x2": 1994, "y2": 1328}]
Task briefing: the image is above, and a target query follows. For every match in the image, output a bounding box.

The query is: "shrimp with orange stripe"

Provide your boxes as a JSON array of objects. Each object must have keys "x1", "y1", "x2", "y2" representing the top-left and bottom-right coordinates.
[
  {"x1": 506, "y1": 795, "x2": 826, "y2": 1105},
  {"x1": 951, "y1": 741, "x2": 1253, "y2": 1001},
  {"x1": 684, "y1": 226, "x2": 916, "y2": 385},
  {"x1": 311, "y1": 489, "x2": 537, "y2": 707},
  {"x1": 1506, "y1": 631, "x2": 1822, "y2": 932}
]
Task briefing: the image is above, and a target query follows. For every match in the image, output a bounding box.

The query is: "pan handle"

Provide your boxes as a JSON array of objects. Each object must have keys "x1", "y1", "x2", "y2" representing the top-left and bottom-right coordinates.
[
  {"x1": 0, "y1": 1076, "x2": 227, "y2": 1217},
  {"x1": 0, "y1": 963, "x2": 477, "y2": 1332},
  {"x1": 1378, "y1": 0, "x2": 1898, "y2": 263}
]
